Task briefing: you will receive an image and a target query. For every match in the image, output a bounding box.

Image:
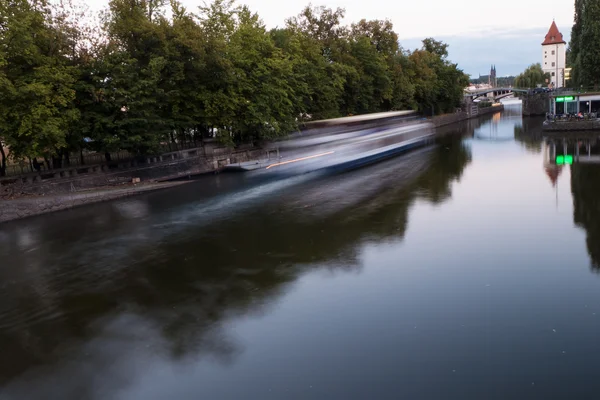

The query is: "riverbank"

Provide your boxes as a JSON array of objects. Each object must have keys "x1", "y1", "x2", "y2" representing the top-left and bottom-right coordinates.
[
  {"x1": 0, "y1": 181, "x2": 190, "y2": 224},
  {"x1": 432, "y1": 103, "x2": 504, "y2": 128},
  {"x1": 0, "y1": 107, "x2": 509, "y2": 224}
]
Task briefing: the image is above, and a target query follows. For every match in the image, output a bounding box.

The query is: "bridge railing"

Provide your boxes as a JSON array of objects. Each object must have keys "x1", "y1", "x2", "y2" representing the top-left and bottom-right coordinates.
[
  {"x1": 464, "y1": 87, "x2": 530, "y2": 97},
  {"x1": 551, "y1": 87, "x2": 600, "y2": 96}
]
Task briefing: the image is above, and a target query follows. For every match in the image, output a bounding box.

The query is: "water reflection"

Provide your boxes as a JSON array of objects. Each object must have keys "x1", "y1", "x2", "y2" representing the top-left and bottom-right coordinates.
[
  {"x1": 474, "y1": 106, "x2": 523, "y2": 142},
  {"x1": 533, "y1": 133, "x2": 600, "y2": 271},
  {"x1": 515, "y1": 117, "x2": 545, "y2": 154},
  {"x1": 542, "y1": 141, "x2": 564, "y2": 187},
  {"x1": 0, "y1": 135, "x2": 471, "y2": 398},
  {"x1": 545, "y1": 135, "x2": 600, "y2": 166},
  {"x1": 112, "y1": 199, "x2": 150, "y2": 219},
  {"x1": 7, "y1": 106, "x2": 600, "y2": 399},
  {"x1": 571, "y1": 162, "x2": 600, "y2": 270}
]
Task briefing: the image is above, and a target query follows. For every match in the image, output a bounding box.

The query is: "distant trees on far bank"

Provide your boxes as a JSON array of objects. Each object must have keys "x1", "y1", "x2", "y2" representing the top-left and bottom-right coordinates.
[
  {"x1": 470, "y1": 76, "x2": 516, "y2": 87},
  {"x1": 0, "y1": 0, "x2": 469, "y2": 176}
]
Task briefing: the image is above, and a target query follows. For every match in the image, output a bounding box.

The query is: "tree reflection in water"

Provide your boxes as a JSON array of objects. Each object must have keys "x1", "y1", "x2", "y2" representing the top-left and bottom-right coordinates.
[
  {"x1": 0, "y1": 136, "x2": 471, "y2": 398},
  {"x1": 514, "y1": 116, "x2": 545, "y2": 154},
  {"x1": 537, "y1": 134, "x2": 600, "y2": 272},
  {"x1": 571, "y1": 162, "x2": 600, "y2": 271}
]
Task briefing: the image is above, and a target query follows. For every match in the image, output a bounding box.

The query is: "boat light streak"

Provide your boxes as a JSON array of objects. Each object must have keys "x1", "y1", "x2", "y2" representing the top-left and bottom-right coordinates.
[{"x1": 265, "y1": 151, "x2": 335, "y2": 169}]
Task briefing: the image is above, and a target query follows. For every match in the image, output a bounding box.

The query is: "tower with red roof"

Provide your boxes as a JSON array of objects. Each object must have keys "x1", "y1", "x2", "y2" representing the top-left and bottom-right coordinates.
[{"x1": 542, "y1": 21, "x2": 566, "y2": 88}]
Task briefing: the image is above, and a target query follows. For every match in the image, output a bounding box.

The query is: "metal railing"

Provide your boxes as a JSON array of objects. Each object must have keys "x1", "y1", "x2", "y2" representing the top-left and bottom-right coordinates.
[
  {"x1": 0, "y1": 141, "x2": 242, "y2": 181},
  {"x1": 2, "y1": 141, "x2": 206, "y2": 178},
  {"x1": 3, "y1": 150, "x2": 134, "y2": 178},
  {"x1": 550, "y1": 87, "x2": 600, "y2": 96}
]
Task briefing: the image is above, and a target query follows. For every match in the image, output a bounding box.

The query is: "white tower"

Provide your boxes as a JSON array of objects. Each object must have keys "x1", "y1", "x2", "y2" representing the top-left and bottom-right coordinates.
[{"x1": 541, "y1": 21, "x2": 566, "y2": 88}]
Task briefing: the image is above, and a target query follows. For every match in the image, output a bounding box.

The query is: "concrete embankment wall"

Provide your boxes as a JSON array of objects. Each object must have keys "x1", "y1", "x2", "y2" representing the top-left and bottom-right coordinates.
[
  {"x1": 0, "y1": 182, "x2": 189, "y2": 224},
  {"x1": 432, "y1": 104, "x2": 504, "y2": 128},
  {"x1": 522, "y1": 93, "x2": 549, "y2": 116},
  {"x1": 1, "y1": 147, "x2": 264, "y2": 198},
  {"x1": 0, "y1": 145, "x2": 262, "y2": 222}
]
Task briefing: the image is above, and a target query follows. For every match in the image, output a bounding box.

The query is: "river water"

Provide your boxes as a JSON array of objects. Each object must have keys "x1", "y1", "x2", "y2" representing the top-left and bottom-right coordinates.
[{"x1": 2, "y1": 102, "x2": 600, "y2": 399}]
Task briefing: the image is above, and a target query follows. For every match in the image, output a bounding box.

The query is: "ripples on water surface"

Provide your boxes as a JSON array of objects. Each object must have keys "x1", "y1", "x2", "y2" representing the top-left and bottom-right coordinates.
[{"x1": 3, "y1": 103, "x2": 600, "y2": 399}]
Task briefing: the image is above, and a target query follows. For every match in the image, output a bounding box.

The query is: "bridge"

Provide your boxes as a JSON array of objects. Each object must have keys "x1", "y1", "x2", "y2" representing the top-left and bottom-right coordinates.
[{"x1": 464, "y1": 87, "x2": 530, "y2": 102}]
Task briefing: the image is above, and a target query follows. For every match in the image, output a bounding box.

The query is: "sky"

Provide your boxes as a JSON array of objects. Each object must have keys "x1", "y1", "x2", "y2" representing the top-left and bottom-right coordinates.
[{"x1": 85, "y1": 0, "x2": 576, "y2": 77}]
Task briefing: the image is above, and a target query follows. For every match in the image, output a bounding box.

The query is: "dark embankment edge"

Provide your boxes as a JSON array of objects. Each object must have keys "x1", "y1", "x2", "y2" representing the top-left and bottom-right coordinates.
[{"x1": 0, "y1": 181, "x2": 191, "y2": 224}]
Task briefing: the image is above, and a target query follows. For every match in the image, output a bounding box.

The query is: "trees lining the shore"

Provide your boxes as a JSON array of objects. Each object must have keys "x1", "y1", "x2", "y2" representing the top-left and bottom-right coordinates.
[{"x1": 0, "y1": 0, "x2": 469, "y2": 175}]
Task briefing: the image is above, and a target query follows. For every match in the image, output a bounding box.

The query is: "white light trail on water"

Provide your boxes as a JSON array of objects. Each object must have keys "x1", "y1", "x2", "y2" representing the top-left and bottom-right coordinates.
[{"x1": 265, "y1": 151, "x2": 335, "y2": 170}]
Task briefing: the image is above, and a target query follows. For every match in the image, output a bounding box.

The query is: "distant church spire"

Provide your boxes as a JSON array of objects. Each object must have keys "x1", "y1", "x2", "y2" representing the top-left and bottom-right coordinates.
[{"x1": 489, "y1": 65, "x2": 497, "y2": 88}]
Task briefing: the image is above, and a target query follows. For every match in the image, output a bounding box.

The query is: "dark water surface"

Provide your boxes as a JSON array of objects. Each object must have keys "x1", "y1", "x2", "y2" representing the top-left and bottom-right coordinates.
[{"x1": 2, "y1": 103, "x2": 600, "y2": 399}]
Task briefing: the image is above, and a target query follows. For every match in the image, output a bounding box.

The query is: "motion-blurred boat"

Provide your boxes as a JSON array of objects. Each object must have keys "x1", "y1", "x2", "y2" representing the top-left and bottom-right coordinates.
[{"x1": 224, "y1": 111, "x2": 434, "y2": 177}]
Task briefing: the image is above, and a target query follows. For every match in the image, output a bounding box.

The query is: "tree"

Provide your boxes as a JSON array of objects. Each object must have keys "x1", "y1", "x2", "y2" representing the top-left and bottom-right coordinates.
[
  {"x1": 569, "y1": 0, "x2": 584, "y2": 85},
  {"x1": 569, "y1": 0, "x2": 600, "y2": 88},
  {"x1": 0, "y1": 33, "x2": 9, "y2": 176},
  {"x1": 407, "y1": 39, "x2": 469, "y2": 115},
  {"x1": 0, "y1": 0, "x2": 78, "y2": 169},
  {"x1": 339, "y1": 35, "x2": 391, "y2": 114},
  {"x1": 100, "y1": 0, "x2": 175, "y2": 154},
  {"x1": 514, "y1": 63, "x2": 550, "y2": 88},
  {"x1": 286, "y1": 5, "x2": 346, "y2": 62},
  {"x1": 350, "y1": 19, "x2": 398, "y2": 59},
  {"x1": 280, "y1": 5, "x2": 350, "y2": 119},
  {"x1": 496, "y1": 76, "x2": 516, "y2": 87},
  {"x1": 388, "y1": 52, "x2": 416, "y2": 110},
  {"x1": 226, "y1": 7, "x2": 299, "y2": 142},
  {"x1": 196, "y1": 0, "x2": 238, "y2": 143},
  {"x1": 349, "y1": 19, "x2": 414, "y2": 112},
  {"x1": 577, "y1": 0, "x2": 600, "y2": 87},
  {"x1": 0, "y1": 0, "x2": 472, "y2": 171},
  {"x1": 165, "y1": 2, "x2": 207, "y2": 145}
]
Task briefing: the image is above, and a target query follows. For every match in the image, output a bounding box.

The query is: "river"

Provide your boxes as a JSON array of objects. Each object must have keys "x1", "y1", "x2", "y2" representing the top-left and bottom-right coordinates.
[{"x1": 2, "y1": 102, "x2": 600, "y2": 399}]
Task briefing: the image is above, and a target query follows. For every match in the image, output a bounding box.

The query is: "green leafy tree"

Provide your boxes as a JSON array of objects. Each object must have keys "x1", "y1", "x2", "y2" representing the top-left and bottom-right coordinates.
[
  {"x1": 569, "y1": 0, "x2": 600, "y2": 88},
  {"x1": 496, "y1": 76, "x2": 516, "y2": 87},
  {"x1": 0, "y1": 0, "x2": 473, "y2": 173},
  {"x1": 388, "y1": 52, "x2": 416, "y2": 110},
  {"x1": 0, "y1": 29, "x2": 10, "y2": 176},
  {"x1": 569, "y1": 0, "x2": 584, "y2": 85},
  {"x1": 350, "y1": 19, "x2": 398, "y2": 59},
  {"x1": 165, "y1": 1, "x2": 207, "y2": 145},
  {"x1": 340, "y1": 35, "x2": 391, "y2": 114},
  {"x1": 408, "y1": 38, "x2": 469, "y2": 115},
  {"x1": 282, "y1": 5, "x2": 350, "y2": 119},
  {"x1": 577, "y1": 1, "x2": 600, "y2": 87},
  {"x1": 196, "y1": 0, "x2": 238, "y2": 142},
  {"x1": 227, "y1": 7, "x2": 299, "y2": 142},
  {"x1": 101, "y1": 0, "x2": 174, "y2": 154},
  {"x1": 514, "y1": 63, "x2": 550, "y2": 88},
  {"x1": 272, "y1": 26, "x2": 347, "y2": 120},
  {"x1": 0, "y1": 0, "x2": 80, "y2": 170},
  {"x1": 286, "y1": 5, "x2": 347, "y2": 62}
]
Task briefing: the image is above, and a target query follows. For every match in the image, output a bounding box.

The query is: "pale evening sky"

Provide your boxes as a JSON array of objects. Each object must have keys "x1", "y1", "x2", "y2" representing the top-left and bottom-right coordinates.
[{"x1": 84, "y1": 0, "x2": 576, "y2": 77}]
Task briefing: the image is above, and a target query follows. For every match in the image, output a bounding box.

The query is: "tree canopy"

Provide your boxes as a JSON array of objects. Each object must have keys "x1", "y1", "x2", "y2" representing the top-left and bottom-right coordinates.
[
  {"x1": 514, "y1": 64, "x2": 550, "y2": 89},
  {"x1": 569, "y1": 0, "x2": 600, "y2": 88},
  {"x1": 0, "y1": 0, "x2": 469, "y2": 176}
]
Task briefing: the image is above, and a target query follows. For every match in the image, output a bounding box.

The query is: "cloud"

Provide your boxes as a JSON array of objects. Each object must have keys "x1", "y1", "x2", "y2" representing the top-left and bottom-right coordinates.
[
  {"x1": 81, "y1": 0, "x2": 572, "y2": 77},
  {"x1": 400, "y1": 27, "x2": 572, "y2": 77}
]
